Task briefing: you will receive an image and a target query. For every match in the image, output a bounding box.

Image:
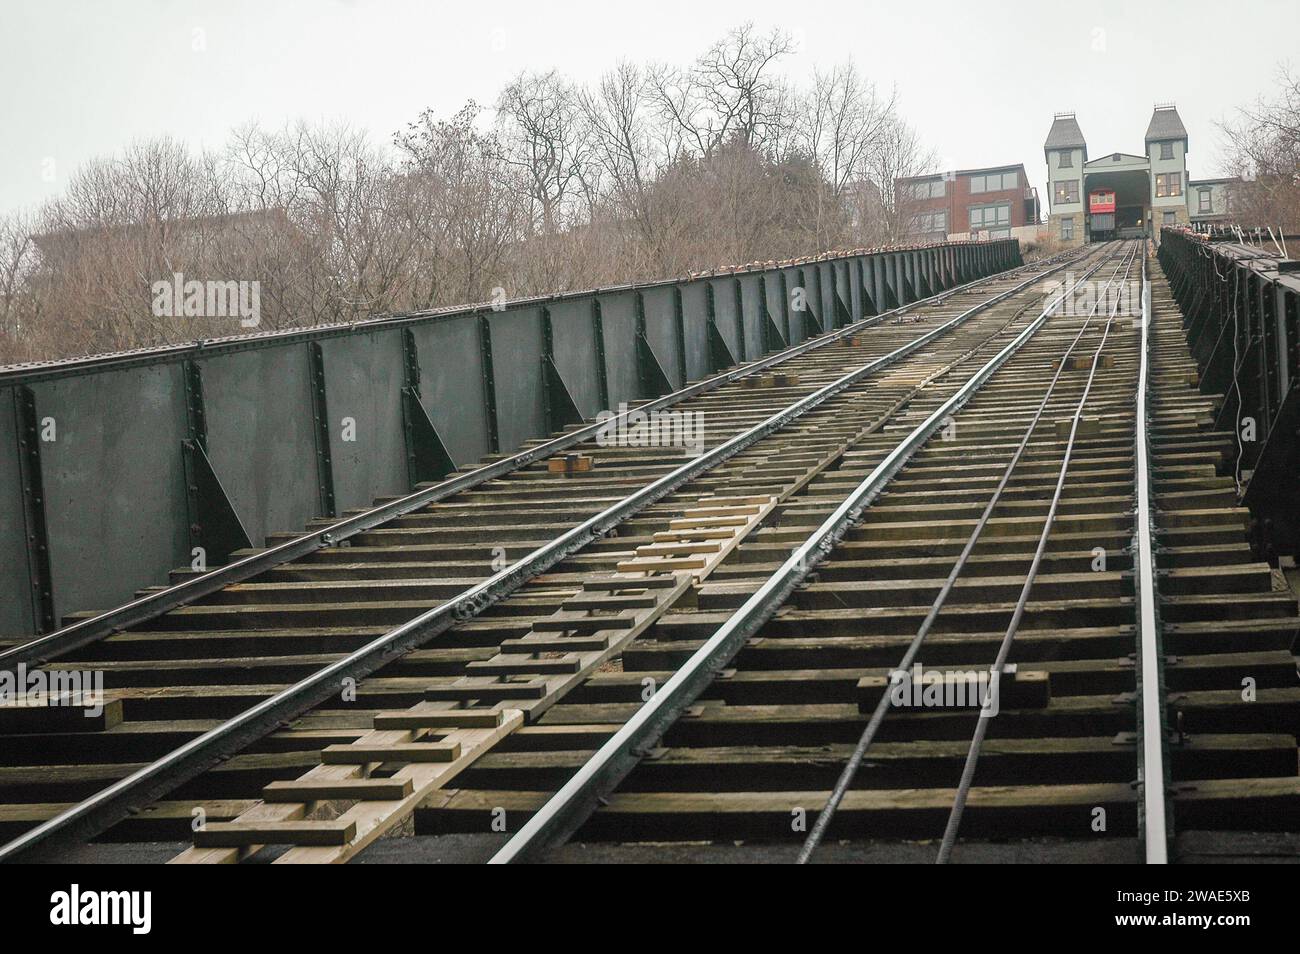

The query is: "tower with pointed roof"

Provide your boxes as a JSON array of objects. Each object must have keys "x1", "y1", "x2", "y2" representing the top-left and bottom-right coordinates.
[
  {"x1": 1146, "y1": 104, "x2": 1190, "y2": 229},
  {"x1": 1044, "y1": 112, "x2": 1087, "y2": 246}
]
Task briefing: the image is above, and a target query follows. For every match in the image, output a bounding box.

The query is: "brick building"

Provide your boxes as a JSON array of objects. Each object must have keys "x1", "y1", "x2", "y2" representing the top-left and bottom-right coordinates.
[{"x1": 896, "y1": 164, "x2": 1041, "y2": 242}]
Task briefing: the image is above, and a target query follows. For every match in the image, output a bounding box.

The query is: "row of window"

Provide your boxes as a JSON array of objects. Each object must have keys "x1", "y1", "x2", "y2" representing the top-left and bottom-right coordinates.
[
  {"x1": 969, "y1": 203, "x2": 1010, "y2": 229},
  {"x1": 908, "y1": 210, "x2": 948, "y2": 233},
  {"x1": 902, "y1": 179, "x2": 946, "y2": 200},
  {"x1": 969, "y1": 171, "x2": 1018, "y2": 193},
  {"x1": 903, "y1": 171, "x2": 1021, "y2": 199},
  {"x1": 1057, "y1": 142, "x2": 1177, "y2": 167},
  {"x1": 1054, "y1": 173, "x2": 1184, "y2": 206}
]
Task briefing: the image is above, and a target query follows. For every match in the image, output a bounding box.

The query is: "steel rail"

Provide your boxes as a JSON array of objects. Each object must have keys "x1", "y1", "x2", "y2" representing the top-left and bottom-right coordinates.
[
  {"x1": 0, "y1": 255, "x2": 1057, "y2": 672},
  {"x1": 0, "y1": 253, "x2": 1083, "y2": 863},
  {"x1": 797, "y1": 241, "x2": 1136, "y2": 862},
  {"x1": 934, "y1": 241, "x2": 1140, "y2": 863},
  {"x1": 1135, "y1": 254, "x2": 1172, "y2": 863},
  {"x1": 488, "y1": 246, "x2": 1114, "y2": 864}
]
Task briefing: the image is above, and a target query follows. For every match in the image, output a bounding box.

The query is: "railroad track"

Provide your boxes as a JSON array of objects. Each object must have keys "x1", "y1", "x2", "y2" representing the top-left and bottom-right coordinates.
[
  {"x1": 4, "y1": 239, "x2": 1295, "y2": 863},
  {"x1": 445, "y1": 240, "x2": 1299, "y2": 864},
  {"x1": 0, "y1": 242, "x2": 1095, "y2": 859}
]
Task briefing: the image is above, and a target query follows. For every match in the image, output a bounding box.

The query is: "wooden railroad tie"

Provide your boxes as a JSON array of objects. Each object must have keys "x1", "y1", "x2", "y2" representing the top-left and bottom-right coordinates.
[
  {"x1": 1052, "y1": 353, "x2": 1115, "y2": 372},
  {"x1": 1055, "y1": 416, "x2": 1101, "y2": 440},
  {"x1": 548, "y1": 453, "x2": 595, "y2": 475},
  {"x1": 858, "y1": 665, "x2": 1051, "y2": 712},
  {"x1": 0, "y1": 697, "x2": 123, "y2": 733},
  {"x1": 743, "y1": 372, "x2": 799, "y2": 389}
]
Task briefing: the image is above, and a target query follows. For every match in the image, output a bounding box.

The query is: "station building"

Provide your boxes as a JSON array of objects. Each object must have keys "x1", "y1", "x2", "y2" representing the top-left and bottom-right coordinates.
[{"x1": 1045, "y1": 104, "x2": 1238, "y2": 245}]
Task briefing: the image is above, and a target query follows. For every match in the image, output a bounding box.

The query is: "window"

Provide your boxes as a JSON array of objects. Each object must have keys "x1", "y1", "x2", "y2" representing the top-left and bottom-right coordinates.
[
  {"x1": 1058, "y1": 151, "x2": 1073, "y2": 168},
  {"x1": 1198, "y1": 189, "x2": 1212, "y2": 213},
  {"x1": 1163, "y1": 211, "x2": 1177, "y2": 226},
  {"x1": 969, "y1": 204, "x2": 1011, "y2": 229},
  {"x1": 1156, "y1": 172, "x2": 1182, "y2": 197},
  {"x1": 988, "y1": 227, "x2": 1012, "y2": 239},
  {"x1": 1054, "y1": 179, "x2": 1079, "y2": 204},
  {"x1": 970, "y1": 171, "x2": 1019, "y2": 193},
  {"x1": 1061, "y1": 217, "x2": 1074, "y2": 240},
  {"x1": 1160, "y1": 141, "x2": 1174, "y2": 160}
]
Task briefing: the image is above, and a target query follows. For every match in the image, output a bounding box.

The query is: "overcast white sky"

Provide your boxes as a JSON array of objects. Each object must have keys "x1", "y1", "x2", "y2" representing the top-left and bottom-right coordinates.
[{"x1": 0, "y1": 0, "x2": 1294, "y2": 217}]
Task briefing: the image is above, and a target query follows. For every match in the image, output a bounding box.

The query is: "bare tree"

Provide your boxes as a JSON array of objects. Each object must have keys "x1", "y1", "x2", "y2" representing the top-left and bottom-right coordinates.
[
  {"x1": 578, "y1": 62, "x2": 671, "y2": 268},
  {"x1": 4, "y1": 25, "x2": 957, "y2": 364},
  {"x1": 0, "y1": 211, "x2": 41, "y2": 362},
  {"x1": 648, "y1": 23, "x2": 794, "y2": 159},
  {"x1": 495, "y1": 70, "x2": 591, "y2": 235},
  {"x1": 859, "y1": 115, "x2": 938, "y2": 241},
  {"x1": 1219, "y1": 65, "x2": 1300, "y2": 228},
  {"x1": 397, "y1": 102, "x2": 523, "y2": 303},
  {"x1": 798, "y1": 65, "x2": 897, "y2": 246}
]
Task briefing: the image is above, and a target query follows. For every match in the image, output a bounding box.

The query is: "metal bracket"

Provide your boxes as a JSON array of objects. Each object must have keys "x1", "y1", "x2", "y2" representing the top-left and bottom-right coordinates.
[
  {"x1": 915, "y1": 262, "x2": 934, "y2": 300},
  {"x1": 833, "y1": 289, "x2": 853, "y2": 330},
  {"x1": 901, "y1": 273, "x2": 917, "y2": 305},
  {"x1": 732, "y1": 280, "x2": 748, "y2": 361},
  {"x1": 636, "y1": 333, "x2": 674, "y2": 399},
  {"x1": 764, "y1": 304, "x2": 788, "y2": 353},
  {"x1": 883, "y1": 260, "x2": 901, "y2": 310},
  {"x1": 540, "y1": 306, "x2": 585, "y2": 432},
  {"x1": 400, "y1": 387, "x2": 457, "y2": 485},
  {"x1": 181, "y1": 437, "x2": 253, "y2": 566},
  {"x1": 543, "y1": 356, "x2": 585, "y2": 432},
  {"x1": 858, "y1": 260, "x2": 878, "y2": 317},
  {"x1": 777, "y1": 272, "x2": 795, "y2": 341},
  {"x1": 707, "y1": 321, "x2": 737, "y2": 374}
]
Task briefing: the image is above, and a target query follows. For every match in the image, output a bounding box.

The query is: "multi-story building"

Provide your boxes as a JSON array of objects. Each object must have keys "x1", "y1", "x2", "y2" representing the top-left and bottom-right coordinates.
[
  {"x1": 1044, "y1": 104, "x2": 1240, "y2": 245},
  {"x1": 1187, "y1": 176, "x2": 1238, "y2": 225},
  {"x1": 896, "y1": 164, "x2": 1040, "y2": 242}
]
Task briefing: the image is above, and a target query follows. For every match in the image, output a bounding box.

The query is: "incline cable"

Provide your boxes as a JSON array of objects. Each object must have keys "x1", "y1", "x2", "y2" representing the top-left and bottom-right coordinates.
[
  {"x1": 796, "y1": 243, "x2": 1137, "y2": 862},
  {"x1": 934, "y1": 242, "x2": 1139, "y2": 863}
]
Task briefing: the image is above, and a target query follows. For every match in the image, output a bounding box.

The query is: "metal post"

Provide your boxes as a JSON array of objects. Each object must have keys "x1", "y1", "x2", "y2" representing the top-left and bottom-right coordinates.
[
  {"x1": 13, "y1": 386, "x2": 55, "y2": 633},
  {"x1": 307, "y1": 342, "x2": 336, "y2": 518}
]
